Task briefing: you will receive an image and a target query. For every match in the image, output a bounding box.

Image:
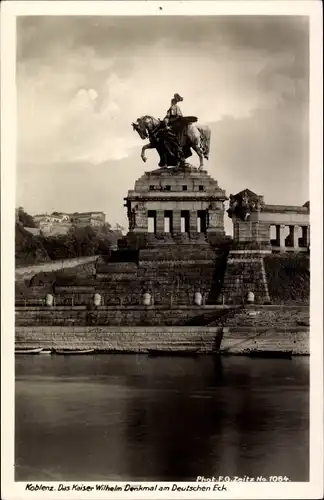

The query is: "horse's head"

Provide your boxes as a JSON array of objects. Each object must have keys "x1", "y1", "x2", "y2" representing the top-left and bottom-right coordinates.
[
  {"x1": 132, "y1": 115, "x2": 159, "y2": 140},
  {"x1": 132, "y1": 117, "x2": 149, "y2": 140}
]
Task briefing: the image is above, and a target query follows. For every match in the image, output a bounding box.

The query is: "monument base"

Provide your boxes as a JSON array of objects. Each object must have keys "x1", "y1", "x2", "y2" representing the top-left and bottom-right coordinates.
[{"x1": 222, "y1": 243, "x2": 271, "y2": 305}]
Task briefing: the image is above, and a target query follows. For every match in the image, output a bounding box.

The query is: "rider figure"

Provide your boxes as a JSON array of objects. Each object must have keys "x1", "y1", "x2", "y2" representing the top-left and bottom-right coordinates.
[
  {"x1": 163, "y1": 93, "x2": 183, "y2": 127},
  {"x1": 162, "y1": 93, "x2": 186, "y2": 165}
]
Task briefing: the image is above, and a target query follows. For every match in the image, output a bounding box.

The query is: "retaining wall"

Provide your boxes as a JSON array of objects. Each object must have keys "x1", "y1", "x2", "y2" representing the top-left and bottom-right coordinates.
[
  {"x1": 222, "y1": 305, "x2": 309, "y2": 328},
  {"x1": 15, "y1": 305, "x2": 233, "y2": 327},
  {"x1": 15, "y1": 325, "x2": 309, "y2": 354},
  {"x1": 15, "y1": 256, "x2": 98, "y2": 282}
]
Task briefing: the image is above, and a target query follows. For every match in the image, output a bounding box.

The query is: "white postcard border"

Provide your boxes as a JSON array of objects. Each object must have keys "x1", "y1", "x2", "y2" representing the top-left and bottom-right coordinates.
[{"x1": 1, "y1": 2, "x2": 323, "y2": 499}]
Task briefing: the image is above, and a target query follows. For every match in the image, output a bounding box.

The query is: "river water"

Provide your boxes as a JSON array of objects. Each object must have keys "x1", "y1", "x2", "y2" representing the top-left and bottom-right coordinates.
[{"x1": 15, "y1": 355, "x2": 309, "y2": 482}]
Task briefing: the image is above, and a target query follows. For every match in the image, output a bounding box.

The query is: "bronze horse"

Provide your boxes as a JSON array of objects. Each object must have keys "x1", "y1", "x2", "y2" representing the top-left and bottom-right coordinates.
[{"x1": 132, "y1": 115, "x2": 211, "y2": 169}]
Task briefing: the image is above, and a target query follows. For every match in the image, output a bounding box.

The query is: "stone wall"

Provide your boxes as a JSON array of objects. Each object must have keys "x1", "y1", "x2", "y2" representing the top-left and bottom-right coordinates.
[
  {"x1": 15, "y1": 303, "x2": 309, "y2": 354},
  {"x1": 233, "y1": 219, "x2": 271, "y2": 244},
  {"x1": 222, "y1": 250, "x2": 271, "y2": 304},
  {"x1": 15, "y1": 259, "x2": 98, "y2": 306},
  {"x1": 15, "y1": 255, "x2": 98, "y2": 282},
  {"x1": 15, "y1": 324, "x2": 309, "y2": 354},
  {"x1": 15, "y1": 325, "x2": 222, "y2": 352},
  {"x1": 104, "y1": 259, "x2": 219, "y2": 306},
  {"x1": 221, "y1": 305, "x2": 309, "y2": 328},
  {"x1": 15, "y1": 305, "x2": 232, "y2": 327},
  {"x1": 221, "y1": 327, "x2": 308, "y2": 355},
  {"x1": 92, "y1": 242, "x2": 229, "y2": 307}
]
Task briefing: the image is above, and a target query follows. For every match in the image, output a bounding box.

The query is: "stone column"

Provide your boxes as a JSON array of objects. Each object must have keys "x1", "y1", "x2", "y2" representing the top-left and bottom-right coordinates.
[
  {"x1": 189, "y1": 210, "x2": 198, "y2": 233},
  {"x1": 206, "y1": 201, "x2": 225, "y2": 239},
  {"x1": 279, "y1": 225, "x2": 286, "y2": 249},
  {"x1": 156, "y1": 210, "x2": 165, "y2": 233},
  {"x1": 133, "y1": 202, "x2": 148, "y2": 232},
  {"x1": 207, "y1": 209, "x2": 218, "y2": 231},
  {"x1": 172, "y1": 209, "x2": 181, "y2": 234},
  {"x1": 291, "y1": 225, "x2": 299, "y2": 249}
]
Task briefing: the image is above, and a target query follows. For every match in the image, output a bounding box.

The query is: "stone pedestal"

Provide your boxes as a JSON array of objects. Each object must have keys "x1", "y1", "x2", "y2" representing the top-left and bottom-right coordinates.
[
  {"x1": 124, "y1": 165, "x2": 227, "y2": 246},
  {"x1": 222, "y1": 248, "x2": 271, "y2": 304},
  {"x1": 222, "y1": 190, "x2": 271, "y2": 304},
  {"x1": 119, "y1": 165, "x2": 229, "y2": 305}
]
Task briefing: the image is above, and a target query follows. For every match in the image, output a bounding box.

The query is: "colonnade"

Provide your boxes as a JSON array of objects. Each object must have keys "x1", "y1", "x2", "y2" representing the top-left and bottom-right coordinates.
[
  {"x1": 272, "y1": 224, "x2": 310, "y2": 249},
  {"x1": 147, "y1": 209, "x2": 208, "y2": 234}
]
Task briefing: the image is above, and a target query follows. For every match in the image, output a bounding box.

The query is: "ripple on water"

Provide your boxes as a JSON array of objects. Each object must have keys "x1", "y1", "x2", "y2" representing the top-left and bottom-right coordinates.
[{"x1": 15, "y1": 355, "x2": 309, "y2": 482}]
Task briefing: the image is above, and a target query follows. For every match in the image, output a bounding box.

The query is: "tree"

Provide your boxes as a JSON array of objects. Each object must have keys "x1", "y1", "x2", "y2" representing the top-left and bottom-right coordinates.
[
  {"x1": 40, "y1": 234, "x2": 75, "y2": 260},
  {"x1": 115, "y1": 223, "x2": 125, "y2": 233},
  {"x1": 17, "y1": 207, "x2": 37, "y2": 228},
  {"x1": 65, "y1": 226, "x2": 98, "y2": 257},
  {"x1": 15, "y1": 217, "x2": 124, "y2": 264},
  {"x1": 15, "y1": 223, "x2": 49, "y2": 265}
]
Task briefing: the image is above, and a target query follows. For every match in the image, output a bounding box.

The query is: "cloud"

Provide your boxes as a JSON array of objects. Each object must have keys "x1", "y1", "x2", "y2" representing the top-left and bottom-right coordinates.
[
  {"x1": 16, "y1": 16, "x2": 309, "y2": 228},
  {"x1": 209, "y1": 107, "x2": 308, "y2": 206},
  {"x1": 17, "y1": 26, "x2": 307, "y2": 166},
  {"x1": 17, "y1": 16, "x2": 309, "y2": 62}
]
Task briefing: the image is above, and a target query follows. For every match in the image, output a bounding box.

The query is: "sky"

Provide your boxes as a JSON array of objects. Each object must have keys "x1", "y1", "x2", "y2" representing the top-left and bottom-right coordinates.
[{"x1": 16, "y1": 15, "x2": 309, "y2": 233}]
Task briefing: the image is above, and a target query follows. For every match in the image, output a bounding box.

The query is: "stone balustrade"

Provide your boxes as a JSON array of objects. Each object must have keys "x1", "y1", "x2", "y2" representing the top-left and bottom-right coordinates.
[
  {"x1": 260, "y1": 202, "x2": 310, "y2": 252},
  {"x1": 229, "y1": 191, "x2": 310, "y2": 253},
  {"x1": 269, "y1": 224, "x2": 310, "y2": 252},
  {"x1": 222, "y1": 191, "x2": 310, "y2": 305}
]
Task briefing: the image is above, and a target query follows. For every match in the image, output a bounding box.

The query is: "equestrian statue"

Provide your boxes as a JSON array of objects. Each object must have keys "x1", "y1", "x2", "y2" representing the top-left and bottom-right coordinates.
[{"x1": 132, "y1": 93, "x2": 211, "y2": 170}]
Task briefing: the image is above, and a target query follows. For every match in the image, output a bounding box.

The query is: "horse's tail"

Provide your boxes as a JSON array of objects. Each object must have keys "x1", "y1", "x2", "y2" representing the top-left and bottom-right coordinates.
[{"x1": 197, "y1": 125, "x2": 211, "y2": 160}]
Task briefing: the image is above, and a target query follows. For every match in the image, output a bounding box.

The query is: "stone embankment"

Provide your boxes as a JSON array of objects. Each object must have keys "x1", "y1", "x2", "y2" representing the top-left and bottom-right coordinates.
[
  {"x1": 15, "y1": 305, "x2": 233, "y2": 327},
  {"x1": 15, "y1": 305, "x2": 309, "y2": 355},
  {"x1": 219, "y1": 305, "x2": 309, "y2": 355}
]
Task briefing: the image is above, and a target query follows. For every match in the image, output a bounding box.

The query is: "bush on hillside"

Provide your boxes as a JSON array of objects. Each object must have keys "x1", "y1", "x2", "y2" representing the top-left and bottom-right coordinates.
[
  {"x1": 15, "y1": 223, "x2": 49, "y2": 266},
  {"x1": 15, "y1": 219, "x2": 122, "y2": 266},
  {"x1": 17, "y1": 207, "x2": 38, "y2": 228},
  {"x1": 264, "y1": 253, "x2": 310, "y2": 303},
  {"x1": 39, "y1": 225, "x2": 120, "y2": 259}
]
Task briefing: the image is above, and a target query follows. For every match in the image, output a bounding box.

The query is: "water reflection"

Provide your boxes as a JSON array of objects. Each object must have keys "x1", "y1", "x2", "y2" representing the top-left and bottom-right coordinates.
[{"x1": 15, "y1": 355, "x2": 309, "y2": 481}]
